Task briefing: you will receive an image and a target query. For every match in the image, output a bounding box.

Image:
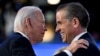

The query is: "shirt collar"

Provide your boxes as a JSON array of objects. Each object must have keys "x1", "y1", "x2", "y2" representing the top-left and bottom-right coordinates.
[
  {"x1": 16, "y1": 31, "x2": 29, "y2": 40},
  {"x1": 72, "y1": 31, "x2": 87, "y2": 43}
]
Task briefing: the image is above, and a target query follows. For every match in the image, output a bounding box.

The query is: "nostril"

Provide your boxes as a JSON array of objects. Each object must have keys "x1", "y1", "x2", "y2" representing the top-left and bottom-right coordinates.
[
  {"x1": 44, "y1": 27, "x2": 47, "y2": 31},
  {"x1": 55, "y1": 28, "x2": 60, "y2": 32}
]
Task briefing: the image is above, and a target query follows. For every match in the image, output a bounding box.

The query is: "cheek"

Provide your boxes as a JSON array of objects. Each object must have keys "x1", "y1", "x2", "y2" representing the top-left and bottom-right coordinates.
[
  {"x1": 63, "y1": 23, "x2": 73, "y2": 34},
  {"x1": 62, "y1": 24, "x2": 69, "y2": 31},
  {"x1": 36, "y1": 24, "x2": 43, "y2": 32}
]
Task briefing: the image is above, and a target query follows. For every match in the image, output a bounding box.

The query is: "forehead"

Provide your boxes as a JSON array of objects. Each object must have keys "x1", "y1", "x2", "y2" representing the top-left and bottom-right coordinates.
[{"x1": 56, "y1": 10, "x2": 67, "y2": 21}]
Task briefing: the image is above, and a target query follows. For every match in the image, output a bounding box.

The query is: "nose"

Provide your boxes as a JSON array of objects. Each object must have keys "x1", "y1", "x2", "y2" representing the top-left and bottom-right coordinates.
[
  {"x1": 44, "y1": 25, "x2": 47, "y2": 31},
  {"x1": 55, "y1": 26, "x2": 60, "y2": 32}
]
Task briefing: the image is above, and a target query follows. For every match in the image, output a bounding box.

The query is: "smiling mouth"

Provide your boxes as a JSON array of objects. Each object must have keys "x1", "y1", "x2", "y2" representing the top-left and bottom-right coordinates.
[
  {"x1": 60, "y1": 33, "x2": 63, "y2": 38},
  {"x1": 60, "y1": 32, "x2": 64, "y2": 36}
]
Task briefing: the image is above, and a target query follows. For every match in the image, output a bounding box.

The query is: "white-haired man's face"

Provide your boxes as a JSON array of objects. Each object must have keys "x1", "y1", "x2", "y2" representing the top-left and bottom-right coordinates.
[{"x1": 25, "y1": 10, "x2": 47, "y2": 44}]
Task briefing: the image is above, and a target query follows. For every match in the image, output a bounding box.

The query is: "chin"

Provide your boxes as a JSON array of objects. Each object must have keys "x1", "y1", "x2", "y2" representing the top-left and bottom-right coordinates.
[
  {"x1": 35, "y1": 41, "x2": 42, "y2": 44},
  {"x1": 63, "y1": 41, "x2": 67, "y2": 43},
  {"x1": 39, "y1": 39, "x2": 43, "y2": 42},
  {"x1": 62, "y1": 39, "x2": 66, "y2": 43},
  {"x1": 62, "y1": 39, "x2": 70, "y2": 44}
]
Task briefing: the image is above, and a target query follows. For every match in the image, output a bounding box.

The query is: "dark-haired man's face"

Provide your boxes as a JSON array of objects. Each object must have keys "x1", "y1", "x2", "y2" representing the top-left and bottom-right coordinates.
[{"x1": 56, "y1": 10, "x2": 75, "y2": 43}]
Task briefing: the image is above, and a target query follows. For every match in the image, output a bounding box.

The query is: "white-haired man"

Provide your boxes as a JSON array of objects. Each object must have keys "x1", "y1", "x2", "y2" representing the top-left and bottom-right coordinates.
[{"x1": 0, "y1": 6, "x2": 47, "y2": 56}]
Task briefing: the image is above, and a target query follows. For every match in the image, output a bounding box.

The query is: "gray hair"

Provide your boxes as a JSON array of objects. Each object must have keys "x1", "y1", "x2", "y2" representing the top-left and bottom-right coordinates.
[{"x1": 14, "y1": 6, "x2": 42, "y2": 31}]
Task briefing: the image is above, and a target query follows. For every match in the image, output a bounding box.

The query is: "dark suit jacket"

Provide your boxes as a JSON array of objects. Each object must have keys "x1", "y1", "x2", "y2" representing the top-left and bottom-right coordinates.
[
  {"x1": 0, "y1": 32, "x2": 36, "y2": 56},
  {"x1": 54, "y1": 32, "x2": 100, "y2": 56}
]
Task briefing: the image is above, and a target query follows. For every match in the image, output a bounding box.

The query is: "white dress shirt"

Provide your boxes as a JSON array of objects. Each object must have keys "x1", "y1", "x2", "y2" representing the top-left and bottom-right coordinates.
[
  {"x1": 63, "y1": 31, "x2": 87, "y2": 56},
  {"x1": 16, "y1": 31, "x2": 29, "y2": 40}
]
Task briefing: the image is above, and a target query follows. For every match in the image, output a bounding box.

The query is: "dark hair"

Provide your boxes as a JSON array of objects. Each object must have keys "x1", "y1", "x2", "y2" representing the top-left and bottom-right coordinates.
[{"x1": 56, "y1": 2, "x2": 90, "y2": 28}]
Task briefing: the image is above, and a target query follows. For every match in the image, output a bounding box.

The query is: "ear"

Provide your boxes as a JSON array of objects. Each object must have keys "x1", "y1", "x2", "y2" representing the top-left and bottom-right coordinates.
[
  {"x1": 72, "y1": 17, "x2": 79, "y2": 28},
  {"x1": 25, "y1": 18, "x2": 32, "y2": 28}
]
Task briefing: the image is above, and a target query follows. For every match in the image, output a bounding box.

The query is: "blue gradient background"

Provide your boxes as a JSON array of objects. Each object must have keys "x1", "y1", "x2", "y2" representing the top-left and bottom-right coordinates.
[{"x1": 33, "y1": 42, "x2": 100, "y2": 56}]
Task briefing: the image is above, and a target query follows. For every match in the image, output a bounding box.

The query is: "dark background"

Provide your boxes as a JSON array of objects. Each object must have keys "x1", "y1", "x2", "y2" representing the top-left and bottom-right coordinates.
[{"x1": 0, "y1": 0, "x2": 100, "y2": 43}]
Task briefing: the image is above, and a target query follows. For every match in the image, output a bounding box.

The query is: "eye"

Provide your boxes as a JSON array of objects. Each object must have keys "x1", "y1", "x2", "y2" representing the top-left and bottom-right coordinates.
[{"x1": 57, "y1": 21, "x2": 62, "y2": 25}]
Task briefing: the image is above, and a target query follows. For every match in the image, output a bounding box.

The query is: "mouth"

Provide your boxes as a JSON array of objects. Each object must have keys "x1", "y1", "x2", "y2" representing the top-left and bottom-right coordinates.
[
  {"x1": 42, "y1": 32, "x2": 45, "y2": 34},
  {"x1": 60, "y1": 33, "x2": 64, "y2": 38},
  {"x1": 60, "y1": 32, "x2": 64, "y2": 36}
]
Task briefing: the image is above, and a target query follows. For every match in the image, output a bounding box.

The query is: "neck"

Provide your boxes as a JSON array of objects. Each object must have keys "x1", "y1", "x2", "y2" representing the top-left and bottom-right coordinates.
[
  {"x1": 68, "y1": 28, "x2": 87, "y2": 44},
  {"x1": 77, "y1": 28, "x2": 87, "y2": 35}
]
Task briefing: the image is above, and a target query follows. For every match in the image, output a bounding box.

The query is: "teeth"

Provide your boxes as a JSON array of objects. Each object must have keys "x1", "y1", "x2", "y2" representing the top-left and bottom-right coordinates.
[{"x1": 61, "y1": 33, "x2": 63, "y2": 36}]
